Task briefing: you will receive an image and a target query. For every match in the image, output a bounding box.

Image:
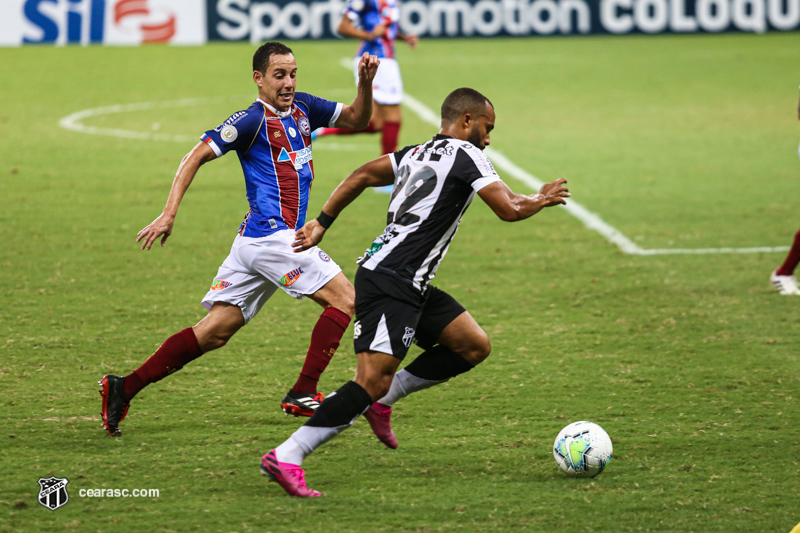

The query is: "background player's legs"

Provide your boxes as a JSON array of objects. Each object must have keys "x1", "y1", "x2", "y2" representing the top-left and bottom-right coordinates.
[
  {"x1": 312, "y1": 102, "x2": 400, "y2": 155},
  {"x1": 370, "y1": 103, "x2": 402, "y2": 193},
  {"x1": 281, "y1": 273, "x2": 355, "y2": 415},
  {"x1": 312, "y1": 122, "x2": 380, "y2": 138},
  {"x1": 378, "y1": 103, "x2": 402, "y2": 155},
  {"x1": 771, "y1": 228, "x2": 800, "y2": 295},
  {"x1": 775, "y1": 228, "x2": 800, "y2": 276}
]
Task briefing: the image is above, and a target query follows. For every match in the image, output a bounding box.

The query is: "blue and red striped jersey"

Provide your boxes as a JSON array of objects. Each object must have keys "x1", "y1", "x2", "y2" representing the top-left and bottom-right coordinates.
[
  {"x1": 200, "y1": 93, "x2": 342, "y2": 238},
  {"x1": 344, "y1": 0, "x2": 400, "y2": 59}
]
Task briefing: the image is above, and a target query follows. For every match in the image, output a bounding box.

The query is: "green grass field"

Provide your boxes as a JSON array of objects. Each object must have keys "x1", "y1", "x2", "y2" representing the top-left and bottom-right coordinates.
[{"x1": 2, "y1": 33, "x2": 799, "y2": 532}]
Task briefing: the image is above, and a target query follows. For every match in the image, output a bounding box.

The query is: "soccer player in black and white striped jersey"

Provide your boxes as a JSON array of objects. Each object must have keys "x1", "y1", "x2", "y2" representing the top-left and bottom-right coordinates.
[{"x1": 260, "y1": 87, "x2": 570, "y2": 497}]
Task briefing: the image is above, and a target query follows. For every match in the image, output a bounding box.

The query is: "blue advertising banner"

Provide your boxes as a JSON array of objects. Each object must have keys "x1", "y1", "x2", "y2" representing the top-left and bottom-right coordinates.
[
  {"x1": 1, "y1": 0, "x2": 206, "y2": 46},
  {"x1": 205, "y1": 0, "x2": 800, "y2": 42}
]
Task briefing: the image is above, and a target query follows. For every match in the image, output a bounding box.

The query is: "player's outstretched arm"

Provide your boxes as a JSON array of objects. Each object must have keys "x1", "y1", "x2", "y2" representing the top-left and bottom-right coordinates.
[
  {"x1": 293, "y1": 155, "x2": 395, "y2": 252},
  {"x1": 335, "y1": 52, "x2": 380, "y2": 131},
  {"x1": 478, "y1": 178, "x2": 569, "y2": 222},
  {"x1": 136, "y1": 142, "x2": 216, "y2": 250}
]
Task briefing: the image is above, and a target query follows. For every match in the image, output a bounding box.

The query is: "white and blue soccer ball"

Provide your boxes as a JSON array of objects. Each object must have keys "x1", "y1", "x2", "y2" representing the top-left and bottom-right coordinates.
[{"x1": 553, "y1": 421, "x2": 613, "y2": 478}]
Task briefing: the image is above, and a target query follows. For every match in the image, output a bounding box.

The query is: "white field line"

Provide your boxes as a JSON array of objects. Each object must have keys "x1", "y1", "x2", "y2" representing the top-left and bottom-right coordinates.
[
  {"x1": 401, "y1": 92, "x2": 789, "y2": 256},
  {"x1": 57, "y1": 97, "x2": 364, "y2": 151},
  {"x1": 57, "y1": 82, "x2": 788, "y2": 256},
  {"x1": 58, "y1": 98, "x2": 204, "y2": 143}
]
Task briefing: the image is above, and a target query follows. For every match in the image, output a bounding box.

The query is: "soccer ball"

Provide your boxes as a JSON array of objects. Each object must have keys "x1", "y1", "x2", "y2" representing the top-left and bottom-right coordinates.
[{"x1": 553, "y1": 421, "x2": 613, "y2": 478}]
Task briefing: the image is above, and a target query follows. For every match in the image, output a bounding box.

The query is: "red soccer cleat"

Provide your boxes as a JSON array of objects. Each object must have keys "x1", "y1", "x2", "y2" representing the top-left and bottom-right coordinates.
[
  {"x1": 280, "y1": 390, "x2": 324, "y2": 417},
  {"x1": 99, "y1": 375, "x2": 130, "y2": 437}
]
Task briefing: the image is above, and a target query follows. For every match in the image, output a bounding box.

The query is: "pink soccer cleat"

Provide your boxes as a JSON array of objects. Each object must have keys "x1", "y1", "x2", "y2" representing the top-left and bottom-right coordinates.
[
  {"x1": 260, "y1": 450, "x2": 321, "y2": 497},
  {"x1": 364, "y1": 402, "x2": 398, "y2": 449}
]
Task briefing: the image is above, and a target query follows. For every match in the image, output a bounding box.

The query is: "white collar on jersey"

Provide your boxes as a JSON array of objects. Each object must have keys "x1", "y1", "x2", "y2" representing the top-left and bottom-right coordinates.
[{"x1": 257, "y1": 98, "x2": 293, "y2": 117}]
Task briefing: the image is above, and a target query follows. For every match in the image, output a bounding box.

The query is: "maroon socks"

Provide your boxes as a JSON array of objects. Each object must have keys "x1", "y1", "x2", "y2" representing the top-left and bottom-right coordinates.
[
  {"x1": 381, "y1": 121, "x2": 401, "y2": 154},
  {"x1": 776, "y1": 229, "x2": 800, "y2": 276},
  {"x1": 122, "y1": 306, "x2": 350, "y2": 401},
  {"x1": 291, "y1": 307, "x2": 351, "y2": 394},
  {"x1": 123, "y1": 327, "x2": 202, "y2": 401}
]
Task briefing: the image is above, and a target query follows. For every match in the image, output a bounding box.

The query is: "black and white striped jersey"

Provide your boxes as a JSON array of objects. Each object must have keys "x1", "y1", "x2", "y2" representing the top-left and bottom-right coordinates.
[{"x1": 358, "y1": 134, "x2": 502, "y2": 292}]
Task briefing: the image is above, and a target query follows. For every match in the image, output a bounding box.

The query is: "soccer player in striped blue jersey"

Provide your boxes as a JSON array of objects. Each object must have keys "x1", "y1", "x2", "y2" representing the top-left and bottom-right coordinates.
[
  {"x1": 99, "y1": 42, "x2": 380, "y2": 437},
  {"x1": 314, "y1": 0, "x2": 418, "y2": 165}
]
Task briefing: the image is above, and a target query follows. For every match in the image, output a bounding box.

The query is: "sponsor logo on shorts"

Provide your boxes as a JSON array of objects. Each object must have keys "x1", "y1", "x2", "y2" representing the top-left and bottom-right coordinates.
[
  {"x1": 402, "y1": 327, "x2": 415, "y2": 348},
  {"x1": 318, "y1": 250, "x2": 330, "y2": 262},
  {"x1": 353, "y1": 321, "x2": 361, "y2": 339},
  {"x1": 210, "y1": 279, "x2": 232, "y2": 290},
  {"x1": 298, "y1": 117, "x2": 311, "y2": 136},
  {"x1": 280, "y1": 268, "x2": 304, "y2": 287}
]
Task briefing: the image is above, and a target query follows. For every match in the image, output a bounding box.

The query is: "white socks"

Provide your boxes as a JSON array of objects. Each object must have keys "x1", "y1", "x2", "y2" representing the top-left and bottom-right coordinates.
[{"x1": 377, "y1": 369, "x2": 447, "y2": 407}]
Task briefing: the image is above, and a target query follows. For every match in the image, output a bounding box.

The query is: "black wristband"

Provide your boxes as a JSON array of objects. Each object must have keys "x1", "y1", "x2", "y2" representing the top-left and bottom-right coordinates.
[{"x1": 317, "y1": 211, "x2": 336, "y2": 229}]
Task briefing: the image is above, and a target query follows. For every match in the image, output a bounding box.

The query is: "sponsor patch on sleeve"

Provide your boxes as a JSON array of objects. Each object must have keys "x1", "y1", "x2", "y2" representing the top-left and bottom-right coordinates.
[
  {"x1": 475, "y1": 151, "x2": 498, "y2": 177},
  {"x1": 220, "y1": 125, "x2": 238, "y2": 143}
]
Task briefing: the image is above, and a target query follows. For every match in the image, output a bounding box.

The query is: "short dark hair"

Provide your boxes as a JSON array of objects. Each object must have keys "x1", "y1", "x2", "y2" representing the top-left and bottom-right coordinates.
[
  {"x1": 252, "y1": 41, "x2": 294, "y2": 73},
  {"x1": 441, "y1": 88, "x2": 493, "y2": 124}
]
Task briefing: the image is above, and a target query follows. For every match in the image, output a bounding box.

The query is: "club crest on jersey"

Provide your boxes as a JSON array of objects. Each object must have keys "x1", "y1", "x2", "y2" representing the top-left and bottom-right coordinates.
[
  {"x1": 210, "y1": 279, "x2": 232, "y2": 290},
  {"x1": 318, "y1": 250, "x2": 330, "y2": 262},
  {"x1": 38, "y1": 476, "x2": 69, "y2": 511},
  {"x1": 277, "y1": 146, "x2": 313, "y2": 170},
  {"x1": 298, "y1": 117, "x2": 311, "y2": 136},
  {"x1": 280, "y1": 268, "x2": 304, "y2": 287}
]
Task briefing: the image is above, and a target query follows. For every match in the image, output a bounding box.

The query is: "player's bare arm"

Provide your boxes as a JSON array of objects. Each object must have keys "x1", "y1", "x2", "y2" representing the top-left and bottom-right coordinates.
[
  {"x1": 293, "y1": 155, "x2": 394, "y2": 252},
  {"x1": 478, "y1": 178, "x2": 569, "y2": 222},
  {"x1": 334, "y1": 52, "x2": 380, "y2": 130},
  {"x1": 136, "y1": 142, "x2": 217, "y2": 250}
]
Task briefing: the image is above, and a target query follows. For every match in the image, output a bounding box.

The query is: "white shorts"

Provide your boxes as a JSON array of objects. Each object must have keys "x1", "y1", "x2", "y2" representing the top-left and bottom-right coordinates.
[
  {"x1": 353, "y1": 56, "x2": 403, "y2": 106},
  {"x1": 201, "y1": 230, "x2": 342, "y2": 324}
]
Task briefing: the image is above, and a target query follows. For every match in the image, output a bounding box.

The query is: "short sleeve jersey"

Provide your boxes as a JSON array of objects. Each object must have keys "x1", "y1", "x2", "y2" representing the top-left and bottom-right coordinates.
[
  {"x1": 200, "y1": 93, "x2": 342, "y2": 238},
  {"x1": 343, "y1": 0, "x2": 400, "y2": 59},
  {"x1": 358, "y1": 134, "x2": 502, "y2": 292}
]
